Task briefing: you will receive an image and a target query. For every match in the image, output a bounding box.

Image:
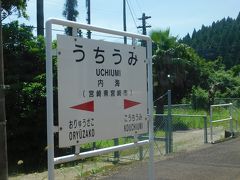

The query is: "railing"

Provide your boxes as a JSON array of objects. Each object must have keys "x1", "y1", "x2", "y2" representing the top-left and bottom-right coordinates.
[{"x1": 210, "y1": 103, "x2": 233, "y2": 143}]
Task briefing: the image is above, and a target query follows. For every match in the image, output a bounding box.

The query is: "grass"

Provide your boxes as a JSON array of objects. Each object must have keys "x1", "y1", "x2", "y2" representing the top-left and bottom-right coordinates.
[
  {"x1": 55, "y1": 106, "x2": 239, "y2": 160},
  {"x1": 78, "y1": 106, "x2": 239, "y2": 151},
  {"x1": 161, "y1": 106, "x2": 240, "y2": 131}
]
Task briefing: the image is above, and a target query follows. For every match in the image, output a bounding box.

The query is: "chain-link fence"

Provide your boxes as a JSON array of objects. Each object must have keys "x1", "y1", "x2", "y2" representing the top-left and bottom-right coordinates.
[
  {"x1": 50, "y1": 94, "x2": 240, "y2": 179},
  {"x1": 55, "y1": 92, "x2": 206, "y2": 178},
  {"x1": 25, "y1": 93, "x2": 239, "y2": 179},
  {"x1": 154, "y1": 108, "x2": 207, "y2": 154}
]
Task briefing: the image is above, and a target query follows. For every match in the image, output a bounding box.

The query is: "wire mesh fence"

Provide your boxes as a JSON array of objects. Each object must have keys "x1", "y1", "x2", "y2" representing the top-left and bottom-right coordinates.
[{"x1": 43, "y1": 96, "x2": 240, "y2": 179}]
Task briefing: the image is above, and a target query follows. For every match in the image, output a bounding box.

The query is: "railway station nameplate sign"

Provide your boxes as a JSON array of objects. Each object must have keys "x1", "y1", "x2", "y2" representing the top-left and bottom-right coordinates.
[{"x1": 57, "y1": 35, "x2": 148, "y2": 147}]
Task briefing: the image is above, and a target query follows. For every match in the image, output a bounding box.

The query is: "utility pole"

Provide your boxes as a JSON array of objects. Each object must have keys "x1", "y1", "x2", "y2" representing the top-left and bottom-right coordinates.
[
  {"x1": 113, "y1": 0, "x2": 127, "y2": 161},
  {"x1": 86, "y1": 0, "x2": 91, "y2": 39},
  {"x1": 123, "y1": 0, "x2": 127, "y2": 44},
  {"x1": 37, "y1": 0, "x2": 44, "y2": 36},
  {"x1": 0, "y1": 1, "x2": 8, "y2": 180},
  {"x1": 137, "y1": 13, "x2": 151, "y2": 46}
]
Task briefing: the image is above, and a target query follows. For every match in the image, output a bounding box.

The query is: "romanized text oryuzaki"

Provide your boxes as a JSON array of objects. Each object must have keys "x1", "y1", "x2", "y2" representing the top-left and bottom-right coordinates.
[{"x1": 69, "y1": 129, "x2": 95, "y2": 141}]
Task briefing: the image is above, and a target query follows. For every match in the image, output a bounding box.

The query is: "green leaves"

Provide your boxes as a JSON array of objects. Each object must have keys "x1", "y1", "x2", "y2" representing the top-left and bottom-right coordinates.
[
  {"x1": 4, "y1": 21, "x2": 47, "y2": 171},
  {"x1": 150, "y1": 29, "x2": 177, "y2": 51},
  {"x1": 150, "y1": 27, "x2": 239, "y2": 112},
  {"x1": 151, "y1": 29, "x2": 207, "y2": 104},
  {"x1": 1, "y1": 0, "x2": 28, "y2": 19},
  {"x1": 181, "y1": 14, "x2": 240, "y2": 69}
]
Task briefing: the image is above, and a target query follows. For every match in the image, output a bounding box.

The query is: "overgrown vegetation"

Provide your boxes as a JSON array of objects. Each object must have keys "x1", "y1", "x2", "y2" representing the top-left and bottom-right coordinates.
[
  {"x1": 3, "y1": 21, "x2": 46, "y2": 173},
  {"x1": 151, "y1": 19, "x2": 240, "y2": 112}
]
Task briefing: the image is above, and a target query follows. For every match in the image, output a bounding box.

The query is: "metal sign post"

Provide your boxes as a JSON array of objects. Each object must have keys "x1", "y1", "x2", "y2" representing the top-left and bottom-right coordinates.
[{"x1": 45, "y1": 18, "x2": 154, "y2": 180}]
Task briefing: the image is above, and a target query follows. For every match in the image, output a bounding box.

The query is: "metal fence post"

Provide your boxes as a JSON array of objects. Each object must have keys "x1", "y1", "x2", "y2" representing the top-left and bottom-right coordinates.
[
  {"x1": 165, "y1": 115, "x2": 169, "y2": 154},
  {"x1": 229, "y1": 103, "x2": 233, "y2": 136},
  {"x1": 210, "y1": 105, "x2": 213, "y2": 143},
  {"x1": 139, "y1": 145, "x2": 144, "y2": 160},
  {"x1": 203, "y1": 116, "x2": 208, "y2": 143},
  {"x1": 138, "y1": 134, "x2": 143, "y2": 161},
  {"x1": 236, "y1": 108, "x2": 238, "y2": 131},
  {"x1": 113, "y1": 138, "x2": 120, "y2": 162},
  {"x1": 147, "y1": 38, "x2": 155, "y2": 180},
  {"x1": 168, "y1": 90, "x2": 173, "y2": 153}
]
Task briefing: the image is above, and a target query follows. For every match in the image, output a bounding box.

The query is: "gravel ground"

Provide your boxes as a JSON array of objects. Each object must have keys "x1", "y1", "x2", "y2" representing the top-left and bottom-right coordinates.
[
  {"x1": 9, "y1": 127, "x2": 227, "y2": 180},
  {"x1": 100, "y1": 137, "x2": 240, "y2": 180}
]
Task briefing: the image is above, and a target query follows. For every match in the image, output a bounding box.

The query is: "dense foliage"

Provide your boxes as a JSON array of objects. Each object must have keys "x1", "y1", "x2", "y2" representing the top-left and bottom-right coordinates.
[
  {"x1": 151, "y1": 29, "x2": 240, "y2": 111},
  {"x1": 1, "y1": 0, "x2": 28, "y2": 18},
  {"x1": 181, "y1": 12, "x2": 240, "y2": 69},
  {"x1": 3, "y1": 21, "x2": 47, "y2": 172},
  {"x1": 151, "y1": 29, "x2": 210, "y2": 112}
]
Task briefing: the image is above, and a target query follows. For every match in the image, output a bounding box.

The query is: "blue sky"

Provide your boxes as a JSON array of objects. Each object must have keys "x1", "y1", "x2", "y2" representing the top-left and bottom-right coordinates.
[{"x1": 5, "y1": 0, "x2": 240, "y2": 39}]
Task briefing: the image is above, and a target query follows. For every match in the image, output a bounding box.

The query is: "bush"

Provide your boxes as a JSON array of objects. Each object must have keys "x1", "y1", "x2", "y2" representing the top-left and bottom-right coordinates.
[{"x1": 191, "y1": 86, "x2": 208, "y2": 110}]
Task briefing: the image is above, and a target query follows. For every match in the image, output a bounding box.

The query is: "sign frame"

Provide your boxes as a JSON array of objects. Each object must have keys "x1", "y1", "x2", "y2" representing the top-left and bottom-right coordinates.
[{"x1": 45, "y1": 18, "x2": 154, "y2": 180}]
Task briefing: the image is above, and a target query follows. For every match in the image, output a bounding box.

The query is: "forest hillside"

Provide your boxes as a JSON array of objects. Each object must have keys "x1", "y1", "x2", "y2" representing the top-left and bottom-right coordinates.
[{"x1": 181, "y1": 12, "x2": 240, "y2": 69}]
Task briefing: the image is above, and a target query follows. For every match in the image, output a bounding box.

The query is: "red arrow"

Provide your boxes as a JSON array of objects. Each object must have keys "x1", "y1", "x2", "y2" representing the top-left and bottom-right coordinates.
[
  {"x1": 124, "y1": 99, "x2": 141, "y2": 109},
  {"x1": 70, "y1": 101, "x2": 94, "y2": 112}
]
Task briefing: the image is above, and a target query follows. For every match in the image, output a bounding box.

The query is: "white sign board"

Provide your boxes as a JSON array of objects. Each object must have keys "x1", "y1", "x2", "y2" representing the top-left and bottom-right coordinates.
[{"x1": 57, "y1": 35, "x2": 148, "y2": 147}]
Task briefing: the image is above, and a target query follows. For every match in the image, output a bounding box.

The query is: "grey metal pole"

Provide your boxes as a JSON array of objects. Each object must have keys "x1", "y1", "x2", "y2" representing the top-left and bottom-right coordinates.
[
  {"x1": 86, "y1": 0, "x2": 91, "y2": 39},
  {"x1": 203, "y1": 116, "x2": 208, "y2": 143},
  {"x1": 113, "y1": 138, "x2": 119, "y2": 162},
  {"x1": 123, "y1": 0, "x2": 127, "y2": 44},
  {"x1": 229, "y1": 103, "x2": 233, "y2": 136},
  {"x1": 37, "y1": 0, "x2": 44, "y2": 36},
  {"x1": 0, "y1": 2, "x2": 8, "y2": 179},
  {"x1": 236, "y1": 108, "x2": 238, "y2": 131},
  {"x1": 139, "y1": 145, "x2": 143, "y2": 160},
  {"x1": 147, "y1": 38, "x2": 155, "y2": 180},
  {"x1": 210, "y1": 105, "x2": 213, "y2": 143},
  {"x1": 113, "y1": 0, "x2": 127, "y2": 159},
  {"x1": 167, "y1": 90, "x2": 173, "y2": 153},
  {"x1": 165, "y1": 115, "x2": 169, "y2": 154}
]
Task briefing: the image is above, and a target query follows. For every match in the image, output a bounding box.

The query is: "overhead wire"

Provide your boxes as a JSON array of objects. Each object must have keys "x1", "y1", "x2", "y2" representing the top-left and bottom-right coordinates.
[
  {"x1": 126, "y1": 0, "x2": 141, "y2": 34},
  {"x1": 127, "y1": 0, "x2": 138, "y2": 21},
  {"x1": 2, "y1": 22, "x2": 130, "y2": 41},
  {"x1": 4, "y1": 0, "x2": 146, "y2": 39}
]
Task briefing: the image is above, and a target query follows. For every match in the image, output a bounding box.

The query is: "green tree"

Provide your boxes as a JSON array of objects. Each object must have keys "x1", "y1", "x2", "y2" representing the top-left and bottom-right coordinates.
[
  {"x1": 230, "y1": 64, "x2": 240, "y2": 77},
  {"x1": 62, "y1": 0, "x2": 79, "y2": 35},
  {"x1": 181, "y1": 13, "x2": 240, "y2": 69},
  {"x1": 1, "y1": 1, "x2": 28, "y2": 178},
  {"x1": 1, "y1": 0, "x2": 28, "y2": 19},
  {"x1": 3, "y1": 21, "x2": 46, "y2": 172},
  {"x1": 151, "y1": 29, "x2": 207, "y2": 115}
]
